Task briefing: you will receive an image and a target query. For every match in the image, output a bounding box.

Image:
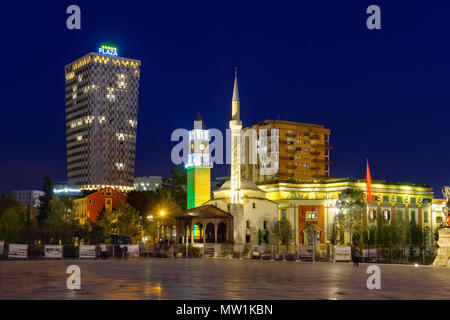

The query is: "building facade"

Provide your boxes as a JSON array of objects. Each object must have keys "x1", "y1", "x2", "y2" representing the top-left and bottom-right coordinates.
[
  {"x1": 186, "y1": 113, "x2": 212, "y2": 209},
  {"x1": 133, "y1": 176, "x2": 163, "y2": 191},
  {"x1": 259, "y1": 179, "x2": 445, "y2": 251},
  {"x1": 243, "y1": 120, "x2": 332, "y2": 183},
  {"x1": 72, "y1": 187, "x2": 127, "y2": 224},
  {"x1": 11, "y1": 190, "x2": 44, "y2": 207},
  {"x1": 65, "y1": 48, "x2": 141, "y2": 192}
]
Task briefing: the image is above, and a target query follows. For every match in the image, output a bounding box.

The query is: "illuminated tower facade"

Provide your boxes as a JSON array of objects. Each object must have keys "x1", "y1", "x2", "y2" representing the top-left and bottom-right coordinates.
[
  {"x1": 229, "y1": 69, "x2": 245, "y2": 243},
  {"x1": 64, "y1": 46, "x2": 141, "y2": 192},
  {"x1": 186, "y1": 113, "x2": 212, "y2": 209}
]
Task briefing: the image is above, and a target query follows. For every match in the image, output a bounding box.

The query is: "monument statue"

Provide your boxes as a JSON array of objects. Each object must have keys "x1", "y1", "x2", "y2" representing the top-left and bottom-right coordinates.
[
  {"x1": 443, "y1": 186, "x2": 450, "y2": 227},
  {"x1": 433, "y1": 186, "x2": 450, "y2": 266}
]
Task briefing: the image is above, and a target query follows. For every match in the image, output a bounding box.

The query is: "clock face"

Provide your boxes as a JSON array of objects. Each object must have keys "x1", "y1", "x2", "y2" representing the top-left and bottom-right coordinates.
[{"x1": 199, "y1": 143, "x2": 205, "y2": 150}]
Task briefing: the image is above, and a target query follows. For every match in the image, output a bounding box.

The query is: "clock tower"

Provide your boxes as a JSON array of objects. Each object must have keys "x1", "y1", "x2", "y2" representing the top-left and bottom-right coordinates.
[{"x1": 186, "y1": 113, "x2": 212, "y2": 209}]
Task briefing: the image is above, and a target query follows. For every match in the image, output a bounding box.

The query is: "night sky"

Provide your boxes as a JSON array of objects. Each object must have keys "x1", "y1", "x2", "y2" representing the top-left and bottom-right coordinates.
[{"x1": 0, "y1": 1, "x2": 449, "y2": 196}]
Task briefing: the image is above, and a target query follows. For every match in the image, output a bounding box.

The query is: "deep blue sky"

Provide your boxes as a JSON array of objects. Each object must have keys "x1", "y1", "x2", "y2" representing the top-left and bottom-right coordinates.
[{"x1": 0, "y1": 1, "x2": 449, "y2": 197}]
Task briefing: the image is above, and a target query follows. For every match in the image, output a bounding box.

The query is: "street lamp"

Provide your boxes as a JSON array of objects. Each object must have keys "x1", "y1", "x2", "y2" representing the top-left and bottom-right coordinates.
[{"x1": 159, "y1": 210, "x2": 167, "y2": 245}]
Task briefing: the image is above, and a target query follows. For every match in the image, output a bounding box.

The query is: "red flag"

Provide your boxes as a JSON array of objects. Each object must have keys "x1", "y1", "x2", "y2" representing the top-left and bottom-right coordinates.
[{"x1": 366, "y1": 159, "x2": 372, "y2": 202}]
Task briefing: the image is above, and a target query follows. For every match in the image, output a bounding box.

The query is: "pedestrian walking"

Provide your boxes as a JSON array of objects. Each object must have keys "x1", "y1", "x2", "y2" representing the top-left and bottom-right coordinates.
[
  {"x1": 123, "y1": 245, "x2": 128, "y2": 259},
  {"x1": 101, "y1": 243, "x2": 107, "y2": 260},
  {"x1": 95, "y1": 242, "x2": 101, "y2": 260},
  {"x1": 353, "y1": 245, "x2": 360, "y2": 267}
]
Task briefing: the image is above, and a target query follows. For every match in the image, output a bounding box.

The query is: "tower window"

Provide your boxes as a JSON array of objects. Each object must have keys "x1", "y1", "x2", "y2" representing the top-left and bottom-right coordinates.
[{"x1": 252, "y1": 202, "x2": 256, "y2": 209}]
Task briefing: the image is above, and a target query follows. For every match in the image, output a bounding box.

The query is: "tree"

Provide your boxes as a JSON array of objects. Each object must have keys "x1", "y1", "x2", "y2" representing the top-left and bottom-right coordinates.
[
  {"x1": 326, "y1": 222, "x2": 337, "y2": 245},
  {"x1": 0, "y1": 194, "x2": 23, "y2": 213},
  {"x1": 391, "y1": 214, "x2": 409, "y2": 249},
  {"x1": 38, "y1": 176, "x2": 54, "y2": 225},
  {"x1": 272, "y1": 217, "x2": 294, "y2": 252},
  {"x1": 380, "y1": 222, "x2": 393, "y2": 248},
  {"x1": 304, "y1": 222, "x2": 320, "y2": 245},
  {"x1": 409, "y1": 220, "x2": 423, "y2": 247},
  {"x1": 335, "y1": 188, "x2": 365, "y2": 245},
  {"x1": 116, "y1": 203, "x2": 142, "y2": 242},
  {"x1": 161, "y1": 166, "x2": 187, "y2": 210},
  {"x1": 43, "y1": 197, "x2": 75, "y2": 244},
  {"x1": 96, "y1": 203, "x2": 142, "y2": 243},
  {"x1": 0, "y1": 208, "x2": 23, "y2": 242}
]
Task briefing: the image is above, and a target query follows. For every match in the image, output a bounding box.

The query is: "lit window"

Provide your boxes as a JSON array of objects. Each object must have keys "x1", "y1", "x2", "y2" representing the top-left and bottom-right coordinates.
[
  {"x1": 106, "y1": 87, "x2": 116, "y2": 102},
  {"x1": 115, "y1": 163, "x2": 124, "y2": 170},
  {"x1": 116, "y1": 74, "x2": 127, "y2": 89},
  {"x1": 306, "y1": 210, "x2": 318, "y2": 220},
  {"x1": 77, "y1": 135, "x2": 82, "y2": 141}
]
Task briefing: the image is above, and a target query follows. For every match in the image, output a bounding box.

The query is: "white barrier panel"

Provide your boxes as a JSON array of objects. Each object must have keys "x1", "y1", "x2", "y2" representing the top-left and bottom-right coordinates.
[
  {"x1": 0, "y1": 241, "x2": 4, "y2": 255},
  {"x1": 363, "y1": 248, "x2": 377, "y2": 263},
  {"x1": 299, "y1": 245, "x2": 313, "y2": 261},
  {"x1": 8, "y1": 244, "x2": 28, "y2": 259},
  {"x1": 335, "y1": 246, "x2": 351, "y2": 261},
  {"x1": 44, "y1": 245, "x2": 63, "y2": 259},
  {"x1": 126, "y1": 245, "x2": 140, "y2": 258},
  {"x1": 79, "y1": 245, "x2": 96, "y2": 258}
]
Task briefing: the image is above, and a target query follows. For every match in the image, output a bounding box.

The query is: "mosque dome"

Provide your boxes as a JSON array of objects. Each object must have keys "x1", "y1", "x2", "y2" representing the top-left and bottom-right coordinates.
[{"x1": 214, "y1": 177, "x2": 266, "y2": 200}]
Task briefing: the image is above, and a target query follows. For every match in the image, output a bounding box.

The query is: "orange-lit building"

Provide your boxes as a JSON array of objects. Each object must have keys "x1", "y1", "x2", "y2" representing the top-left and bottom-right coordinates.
[
  {"x1": 72, "y1": 187, "x2": 127, "y2": 224},
  {"x1": 243, "y1": 120, "x2": 333, "y2": 183}
]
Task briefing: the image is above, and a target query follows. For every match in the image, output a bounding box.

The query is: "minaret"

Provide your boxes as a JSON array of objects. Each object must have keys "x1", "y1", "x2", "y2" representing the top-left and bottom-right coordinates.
[
  {"x1": 230, "y1": 68, "x2": 243, "y2": 204},
  {"x1": 229, "y1": 68, "x2": 245, "y2": 244}
]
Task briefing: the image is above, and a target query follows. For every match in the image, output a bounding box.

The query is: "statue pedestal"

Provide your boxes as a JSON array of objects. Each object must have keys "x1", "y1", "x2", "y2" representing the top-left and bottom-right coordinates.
[{"x1": 433, "y1": 228, "x2": 450, "y2": 267}]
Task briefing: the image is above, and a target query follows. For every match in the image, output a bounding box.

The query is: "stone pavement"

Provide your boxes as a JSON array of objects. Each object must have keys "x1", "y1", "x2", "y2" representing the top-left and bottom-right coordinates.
[{"x1": 0, "y1": 258, "x2": 449, "y2": 299}]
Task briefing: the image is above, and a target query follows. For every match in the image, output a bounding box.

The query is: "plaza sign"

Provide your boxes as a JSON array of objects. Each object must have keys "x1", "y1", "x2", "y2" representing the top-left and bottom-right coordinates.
[{"x1": 98, "y1": 45, "x2": 118, "y2": 56}]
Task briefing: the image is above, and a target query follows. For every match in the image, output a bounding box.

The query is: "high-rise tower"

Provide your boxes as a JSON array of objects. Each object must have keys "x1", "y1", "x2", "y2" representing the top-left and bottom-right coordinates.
[
  {"x1": 186, "y1": 113, "x2": 212, "y2": 209},
  {"x1": 64, "y1": 46, "x2": 141, "y2": 192}
]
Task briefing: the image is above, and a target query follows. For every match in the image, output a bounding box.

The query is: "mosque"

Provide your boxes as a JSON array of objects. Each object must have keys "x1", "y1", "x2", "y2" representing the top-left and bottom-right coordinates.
[{"x1": 176, "y1": 71, "x2": 279, "y2": 245}]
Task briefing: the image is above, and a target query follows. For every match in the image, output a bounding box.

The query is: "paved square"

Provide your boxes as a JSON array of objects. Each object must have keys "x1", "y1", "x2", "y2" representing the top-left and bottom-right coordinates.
[{"x1": 0, "y1": 258, "x2": 449, "y2": 299}]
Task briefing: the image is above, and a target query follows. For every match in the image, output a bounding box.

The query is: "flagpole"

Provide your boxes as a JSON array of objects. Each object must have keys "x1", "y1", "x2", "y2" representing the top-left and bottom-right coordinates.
[{"x1": 366, "y1": 158, "x2": 370, "y2": 260}]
